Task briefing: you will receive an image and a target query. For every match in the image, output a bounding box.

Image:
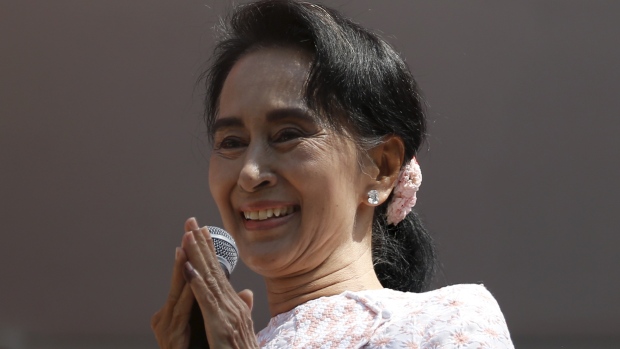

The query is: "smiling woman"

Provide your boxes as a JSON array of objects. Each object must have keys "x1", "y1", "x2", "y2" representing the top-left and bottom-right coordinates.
[
  {"x1": 210, "y1": 47, "x2": 375, "y2": 284},
  {"x1": 151, "y1": 0, "x2": 514, "y2": 348}
]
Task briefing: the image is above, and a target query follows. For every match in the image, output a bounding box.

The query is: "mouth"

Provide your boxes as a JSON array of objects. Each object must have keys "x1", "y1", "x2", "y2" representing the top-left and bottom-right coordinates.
[{"x1": 241, "y1": 205, "x2": 297, "y2": 221}]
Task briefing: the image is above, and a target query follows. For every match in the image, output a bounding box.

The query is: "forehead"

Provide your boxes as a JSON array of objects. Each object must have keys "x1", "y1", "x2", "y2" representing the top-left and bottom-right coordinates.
[{"x1": 218, "y1": 47, "x2": 313, "y2": 119}]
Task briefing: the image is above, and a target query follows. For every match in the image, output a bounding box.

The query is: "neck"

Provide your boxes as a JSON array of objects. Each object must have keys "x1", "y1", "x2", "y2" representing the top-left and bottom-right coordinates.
[{"x1": 264, "y1": 244, "x2": 383, "y2": 316}]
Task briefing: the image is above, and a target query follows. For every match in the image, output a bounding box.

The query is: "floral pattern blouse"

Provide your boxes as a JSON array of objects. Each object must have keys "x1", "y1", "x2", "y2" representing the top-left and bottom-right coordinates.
[{"x1": 257, "y1": 284, "x2": 514, "y2": 348}]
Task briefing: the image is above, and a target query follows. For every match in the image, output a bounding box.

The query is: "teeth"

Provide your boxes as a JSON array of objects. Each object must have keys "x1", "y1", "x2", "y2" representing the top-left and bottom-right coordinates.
[{"x1": 243, "y1": 206, "x2": 295, "y2": 221}]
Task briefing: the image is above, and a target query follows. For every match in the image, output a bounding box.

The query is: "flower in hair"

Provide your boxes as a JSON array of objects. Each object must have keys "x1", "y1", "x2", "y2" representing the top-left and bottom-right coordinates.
[{"x1": 386, "y1": 157, "x2": 422, "y2": 225}]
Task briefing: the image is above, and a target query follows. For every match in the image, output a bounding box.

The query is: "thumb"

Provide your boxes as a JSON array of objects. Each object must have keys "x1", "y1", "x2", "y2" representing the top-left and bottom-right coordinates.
[{"x1": 237, "y1": 289, "x2": 254, "y2": 311}]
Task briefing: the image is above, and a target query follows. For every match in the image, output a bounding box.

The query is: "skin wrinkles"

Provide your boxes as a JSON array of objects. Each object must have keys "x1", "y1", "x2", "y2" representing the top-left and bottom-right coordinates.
[
  {"x1": 268, "y1": 244, "x2": 376, "y2": 295},
  {"x1": 209, "y1": 46, "x2": 384, "y2": 316}
]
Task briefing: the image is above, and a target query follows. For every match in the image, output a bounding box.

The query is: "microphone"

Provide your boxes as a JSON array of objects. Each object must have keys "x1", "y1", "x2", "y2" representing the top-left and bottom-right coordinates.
[{"x1": 188, "y1": 226, "x2": 238, "y2": 349}]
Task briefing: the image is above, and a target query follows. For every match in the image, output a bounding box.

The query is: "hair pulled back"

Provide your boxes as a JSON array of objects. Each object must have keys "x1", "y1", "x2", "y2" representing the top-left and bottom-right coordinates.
[{"x1": 203, "y1": 0, "x2": 436, "y2": 292}]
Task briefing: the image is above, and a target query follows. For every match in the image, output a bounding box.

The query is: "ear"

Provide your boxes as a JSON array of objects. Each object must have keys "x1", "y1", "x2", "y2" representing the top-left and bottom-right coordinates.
[{"x1": 363, "y1": 136, "x2": 405, "y2": 206}]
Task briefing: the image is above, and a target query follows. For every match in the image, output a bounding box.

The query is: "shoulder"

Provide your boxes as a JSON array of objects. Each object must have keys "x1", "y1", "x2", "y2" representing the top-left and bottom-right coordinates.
[
  {"x1": 359, "y1": 284, "x2": 515, "y2": 348},
  {"x1": 416, "y1": 283, "x2": 507, "y2": 320},
  {"x1": 258, "y1": 285, "x2": 514, "y2": 348},
  {"x1": 358, "y1": 283, "x2": 505, "y2": 319}
]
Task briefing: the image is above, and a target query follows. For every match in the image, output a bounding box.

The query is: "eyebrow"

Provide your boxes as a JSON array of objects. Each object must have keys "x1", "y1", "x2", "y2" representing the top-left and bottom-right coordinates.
[
  {"x1": 212, "y1": 117, "x2": 243, "y2": 135},
  {"x1": 212, "y1": 107, "x2": 316, "y2": 135},
  {"x1": 266, "y1": 107, "x2": 316, "y2": 124}
]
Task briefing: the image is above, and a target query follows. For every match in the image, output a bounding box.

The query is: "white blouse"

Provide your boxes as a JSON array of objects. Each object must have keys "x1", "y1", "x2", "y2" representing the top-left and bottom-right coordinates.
[{"x1": 257, "y1": 284, "x2": 514, "y2": 348}]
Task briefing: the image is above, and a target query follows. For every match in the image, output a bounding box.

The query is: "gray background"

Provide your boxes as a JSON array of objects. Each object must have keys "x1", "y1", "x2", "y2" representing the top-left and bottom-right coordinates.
[{"x1": 1, "y1": 1, "x2": 619, "y2": 348}]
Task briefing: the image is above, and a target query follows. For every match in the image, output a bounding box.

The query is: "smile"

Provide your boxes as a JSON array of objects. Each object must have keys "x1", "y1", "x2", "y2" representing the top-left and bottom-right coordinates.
[{"x1": 242, "y1": 206, "x2": 296, "y2": 221}]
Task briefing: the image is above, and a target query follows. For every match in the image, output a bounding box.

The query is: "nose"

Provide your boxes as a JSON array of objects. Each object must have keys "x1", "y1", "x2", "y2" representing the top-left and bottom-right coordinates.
[{"x1": 237, "y1": 143, "x2": 277, "y2": 192}]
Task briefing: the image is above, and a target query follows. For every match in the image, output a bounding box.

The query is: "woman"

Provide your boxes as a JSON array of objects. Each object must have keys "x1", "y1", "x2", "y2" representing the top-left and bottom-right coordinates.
[{"x1": 152, "y1": 0, "x2": 514, "y2": 348}]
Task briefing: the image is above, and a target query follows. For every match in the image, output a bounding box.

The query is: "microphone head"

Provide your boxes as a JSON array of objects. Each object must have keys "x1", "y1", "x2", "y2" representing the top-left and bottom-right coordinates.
[{"x1": 208, "y1": 226, "x2": 238, "y2": 277}]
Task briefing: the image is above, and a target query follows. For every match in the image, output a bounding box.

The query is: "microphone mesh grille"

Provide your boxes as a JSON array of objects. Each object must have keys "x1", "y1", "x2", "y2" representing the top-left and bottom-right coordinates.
[{"x1": 208, "y1": 226, "x2": 238, "y2": 273}]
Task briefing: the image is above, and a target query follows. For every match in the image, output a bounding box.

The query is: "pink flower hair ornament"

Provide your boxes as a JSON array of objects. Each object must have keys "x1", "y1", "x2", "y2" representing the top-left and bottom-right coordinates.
[{"x1": 386, "y1": 157, "x2": 422, "y2": 225}]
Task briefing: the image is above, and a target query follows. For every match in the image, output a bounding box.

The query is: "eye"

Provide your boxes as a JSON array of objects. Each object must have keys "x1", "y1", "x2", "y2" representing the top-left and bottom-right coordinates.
[
  {"x1": 215, "y1": 136, "x2": 246, "y2": 150},
  {"x1": 273, "y1": 128, "x2": 303, "y2": 143}
]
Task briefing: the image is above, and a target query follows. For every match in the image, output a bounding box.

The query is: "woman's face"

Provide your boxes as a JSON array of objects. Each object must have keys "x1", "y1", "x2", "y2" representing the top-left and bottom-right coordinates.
[{"x1": 209, "y1": 47, "x2": 373, "y2": 277}]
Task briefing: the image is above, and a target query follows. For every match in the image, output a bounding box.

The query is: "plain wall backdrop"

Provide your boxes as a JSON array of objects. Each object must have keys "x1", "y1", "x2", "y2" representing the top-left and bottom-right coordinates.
[{"x1": 1, "y1": 1, "x2": 619, "y2": 348}]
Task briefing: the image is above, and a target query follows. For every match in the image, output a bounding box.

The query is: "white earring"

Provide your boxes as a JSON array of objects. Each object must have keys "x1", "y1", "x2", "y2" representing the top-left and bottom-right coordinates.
[{"x1": 367, "y1": 190, "x2": 379, "y2": 205}]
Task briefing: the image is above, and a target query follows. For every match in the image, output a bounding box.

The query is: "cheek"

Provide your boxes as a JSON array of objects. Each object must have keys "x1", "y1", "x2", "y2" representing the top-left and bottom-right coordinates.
[
  {"x1": 208, "y1": 156, "x2": 220, "y2": 197},
  {"x1": 293, "y1": 139, "x2": 361, "y2": 187},
  {"x1": 208, "y1": 156, "x2": 236, "y2": 212},
  {"x1": 288, "y1": 142, "x2": 362, "y2": 221}
]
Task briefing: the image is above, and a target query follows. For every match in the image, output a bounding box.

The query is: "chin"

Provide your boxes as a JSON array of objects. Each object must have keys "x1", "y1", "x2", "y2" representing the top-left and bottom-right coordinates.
[{"x1": 237, "y1": 238, "x2": 300, "y2": 278}]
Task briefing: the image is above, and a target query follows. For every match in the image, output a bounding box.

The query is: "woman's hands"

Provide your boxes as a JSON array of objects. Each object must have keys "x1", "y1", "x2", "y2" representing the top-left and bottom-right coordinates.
[
  {"x1": 181, "y1": 221, "x2": 258, "y2": 349},
  {"x1": 151, "y1": 218, "x2": 198, "y2": 349},
  {"x1": 151, "y1": 218, "x2": 257, "y2": 349}
]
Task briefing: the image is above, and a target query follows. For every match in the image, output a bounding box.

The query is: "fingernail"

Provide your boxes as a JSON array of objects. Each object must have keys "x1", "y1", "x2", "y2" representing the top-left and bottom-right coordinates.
[
  {"x1": 175, "y1": 247, "x2": 182, "y2": 260},
  {"x1": 185, "y1": 231, "x2": 196, "y2": 244},
  {"x1": 201, "y1": 226, "x2": 211, "y2": 239},
  {"x1": 189, "y1": 217, "x2": 198, "y2": 229},
  {"x1": 183, "y1": 261, "x2": 198, "y2": 282}
]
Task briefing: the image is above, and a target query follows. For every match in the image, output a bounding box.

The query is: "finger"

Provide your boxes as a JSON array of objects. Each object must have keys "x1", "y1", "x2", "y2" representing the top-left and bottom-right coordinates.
[
  {"x1": 159, "y1": 219, "x2": 197, "y2": 324},
  {"x1": 198, "y1": 227, "x2": 240, "y2": 298},
  {"x1": 152, "y1": 285, "x2": 192, "y2": 349},
  {"x1": 182, "y1": 230, "x2": 209, "y2": 274},
  {"x1": 184, "y1": 261, "x2": 255, "y2": 347},
  {"x1": 164, "y1": 247, "x2": 188, "y2": 313},
  {"x1": 183, "y1": 261, "x2": 217, "y2": 310},
  {"x1": 237, "y1": 289, "x2": 254, "y2": 311},
  {"x1": 183, "y1": 260, "x2": 229, "y2": 325},
  {"x1": 152, "y1": 247, "x2": 188, "y2": 327},
  {"x1": 169, "y1": 283, "x2": 194, "y2": 333},
  {"x1": 196, "y1": 227, "x2": 223, "y2": 273},
  {"x1": 182, "y1": 230, "x2": 223, "y2": 295},
  {"x1": 182, "y1": 229, "x2": 234, "y2": 317},
  {"x1": 200, "y1": 227, "x2": 232, "y2": 281},
  {"x1": 185, "y1": 217, "x2": 199, "y2": 232},
  {"x1": 199, "y1": 226, "x2": 217, "y2": 255},
  {"x1": 183, "y1": 228, "x2": 223, "y2": 280}
]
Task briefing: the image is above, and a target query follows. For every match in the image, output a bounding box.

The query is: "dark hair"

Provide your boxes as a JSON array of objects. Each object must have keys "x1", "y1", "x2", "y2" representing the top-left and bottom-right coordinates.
[{"x1": 203, "y1": 0, "x2": 436, "y2": 292}]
